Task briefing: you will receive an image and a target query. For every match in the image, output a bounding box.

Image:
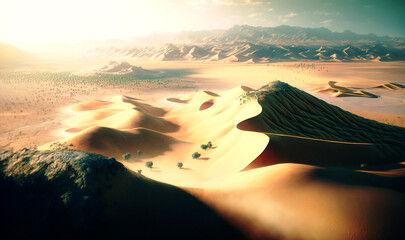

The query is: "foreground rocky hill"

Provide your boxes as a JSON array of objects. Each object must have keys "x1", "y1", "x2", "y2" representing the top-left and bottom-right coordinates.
[{"x1": 0, "y1": 149, "x2": 242, "y2": 240}]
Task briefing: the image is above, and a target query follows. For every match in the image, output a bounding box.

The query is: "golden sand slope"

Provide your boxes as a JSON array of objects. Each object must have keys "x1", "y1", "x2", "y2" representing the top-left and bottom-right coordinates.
[
  {"x1": 41, "y1": 81, "x2": 405, "y2": 183},
  {"x1": 191, "y1": 163, "x2": 405, "y2": 240},
  {"x1": 40, "y1": 81, "x2": 405, "y2": 239}
]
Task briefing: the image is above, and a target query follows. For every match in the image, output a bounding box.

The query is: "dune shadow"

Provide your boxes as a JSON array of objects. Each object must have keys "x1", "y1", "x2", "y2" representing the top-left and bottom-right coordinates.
[
  {"x1": 309, "y1": 167, "x2": 405, "y2": 193},
  {"x1": 155, "y1": 69, "x2": 196, "y2": 79},
  {"x1": 354, "y1": 163, "x2": 405, "y2": 171}
]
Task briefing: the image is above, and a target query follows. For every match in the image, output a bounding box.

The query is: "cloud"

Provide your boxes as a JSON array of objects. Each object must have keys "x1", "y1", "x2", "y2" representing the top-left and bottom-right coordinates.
[
  {"x1": 279, "y1": 12, "x2": 297, "y2": 23},
  {"x1": 321, "y1": 19, "x2": 332, "y2": 24},
  {"x1": 284, "y1": 12, "x2": 297, "y2": 18},
  {"x1": 186, "y1": 0, "x2": 270, "y2": 5},
  {"x1": 245, "y1": 0, "x2": 269, "y2": 5},
  {"x1": 313, "y1": 11, "x2": 330, "y2": 16}
]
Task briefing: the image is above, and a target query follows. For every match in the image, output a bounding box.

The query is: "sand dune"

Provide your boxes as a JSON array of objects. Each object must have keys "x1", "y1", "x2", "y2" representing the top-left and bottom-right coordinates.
[
  {"x1": 76, "y1": 61, "x2": 159, "y2": 76},
  {"x1": 374, "y1": 82, "x2": 405, "y2": 90},
  {"x1": 67, "y1": 108, "x2": 178, "y2": 133},
  {"x1": 38, "y1": 80, "x2": 405, "y2": 239},
  {"x1": 66, "y1": 126, "x2": 181, "y2": 159},
  {"x1": 313, "y1": 81, "x2": 405, "y2": 98},
  {"x1": 239, "y1": 81, "x2": 405, "y2": 166},
  {"x1": 45, "y1": 81, "x2": 405, "y2": 181},
  {"x1": 166, "y1": 90, "x2": 221, "y2": 104},
  {"x1": 192, "y1": 163, "x2": 405, "y2": 240},
  {"x1": 313, "y1": 81, "x2": 379, "y2": 98}
]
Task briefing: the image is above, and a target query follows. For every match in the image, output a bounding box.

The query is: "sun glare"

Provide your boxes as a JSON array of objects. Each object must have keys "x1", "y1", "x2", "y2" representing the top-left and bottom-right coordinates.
[{"x1": 0, "y1": 0, "x2": 191, "y2": 49}]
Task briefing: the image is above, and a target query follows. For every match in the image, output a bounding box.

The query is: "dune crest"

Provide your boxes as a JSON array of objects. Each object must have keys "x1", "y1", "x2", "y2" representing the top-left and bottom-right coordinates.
[
  {"x1": 313, "y1": 81, "x2": 379, "y2": 98},
  {"x1": 374, "y1": 82, "x2": 405, "y2": 90},
  {"x1": 238, "y1": 81, "x2": 405, "y2": 167}
]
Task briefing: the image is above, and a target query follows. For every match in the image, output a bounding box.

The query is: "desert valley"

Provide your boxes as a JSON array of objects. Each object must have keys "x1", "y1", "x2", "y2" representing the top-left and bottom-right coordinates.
[{"x1": 1, "y1": 1, "x2": 405, "y2": 239}]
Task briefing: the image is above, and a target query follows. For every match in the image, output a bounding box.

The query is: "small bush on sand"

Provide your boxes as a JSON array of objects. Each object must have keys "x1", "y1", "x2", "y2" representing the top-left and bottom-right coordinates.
[
  {"x1": 200, "y1": 141, "x2": 213, "y2": 150},
  {"x1": 146, "y1": 161, "x2": 153, "y2": 170},
  {"x1": 192, "y1": 152, "x2": 201, "y2": 159},
  {"x1": 122, "y1": 153, "x2": 131, "y2": 160}
]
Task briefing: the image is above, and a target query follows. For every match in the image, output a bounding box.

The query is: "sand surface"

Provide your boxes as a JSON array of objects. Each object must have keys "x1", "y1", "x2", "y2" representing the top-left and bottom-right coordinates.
[{"x1": 2, "y1": 60, "x2": 405, "y2": 239}]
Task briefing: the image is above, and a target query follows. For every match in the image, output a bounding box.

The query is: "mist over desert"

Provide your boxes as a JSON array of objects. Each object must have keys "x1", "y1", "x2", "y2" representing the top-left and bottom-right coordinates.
[{"x1": 1, "y1": 0, "x2": 405, "y2": 239}]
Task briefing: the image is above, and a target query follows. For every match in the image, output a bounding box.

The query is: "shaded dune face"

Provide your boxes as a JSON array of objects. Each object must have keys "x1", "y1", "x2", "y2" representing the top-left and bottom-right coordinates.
[
  {"x1": 374, "y1": 82, "x2": 405, "y2": 90},
  {"x1": 62, "y1": 95, "x2": 182, "y2": 159},
  {"x1": 199, "y1": 99, "x2": 215, "y2": 111},
  {"x1": 120, "y1": 95, "x2": 167, "y2": 116},
  {"x1": 68, "y1": 126, "x2": 179, "y2": 159},
  {"x1": 238, "y1": 81, "x2": 405, "y2": 168}
]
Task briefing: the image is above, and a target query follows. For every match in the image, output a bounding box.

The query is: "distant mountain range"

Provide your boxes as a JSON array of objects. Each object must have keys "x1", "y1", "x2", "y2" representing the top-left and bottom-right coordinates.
[{"x1": 82, "y1": 25, "x2": 405, "y2": 62}]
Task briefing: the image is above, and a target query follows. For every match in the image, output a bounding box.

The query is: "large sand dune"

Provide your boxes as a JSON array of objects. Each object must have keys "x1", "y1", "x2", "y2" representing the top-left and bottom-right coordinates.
[
  {"x1": 41, "y1": 81, "x2": 405, "y2": 178},
  {"x1": 76, "y1": 61, "x2": 160, "y2": 76},
  {"x1": 39, "y1": 81, "x2": 405, "y2": 239},
  {"x1": 313, "y1": 81, "x2": 405, "y2": 98}
]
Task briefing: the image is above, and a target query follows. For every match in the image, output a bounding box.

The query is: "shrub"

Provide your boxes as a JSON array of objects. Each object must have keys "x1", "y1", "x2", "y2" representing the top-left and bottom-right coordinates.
[
  {"x1": 200, "y1": 141, "x2": 213, "y2": 150},
  {"x1": 192, "y1": 152, "x2": 201, "y2": 159},
  {"x1": 146, "y1": 161, "x2": 153, "y2": 170},
  {"x1": 177, "y1": 162, "x2": 183, "y2": 169},
  {"x1": 122, "y1": 152, "x2": 131, "y2": 160}
]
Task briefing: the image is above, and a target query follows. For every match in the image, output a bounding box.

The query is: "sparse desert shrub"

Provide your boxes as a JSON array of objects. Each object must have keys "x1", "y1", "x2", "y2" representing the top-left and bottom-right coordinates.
[
  {"x1": 177, "y1": 162, "x2": 183, "y2": 169},
  {"x1": 200, "y1": 141, "x2": 213, "y2": 150},
  {"x1": 122, "y1": 153, "x2": 131, "y2": 160},
  {"x1": 192, "y1": 152, "x2": 201, "y2": 159},
  {"x1": 146, "y1": 161, "x2": 153, "y2": 170},
  {"x1": 137, "y1": 150, "x2": 142, "y2": 156}
]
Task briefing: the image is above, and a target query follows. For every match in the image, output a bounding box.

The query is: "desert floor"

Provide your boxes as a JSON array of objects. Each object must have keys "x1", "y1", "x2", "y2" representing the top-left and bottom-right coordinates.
[
  {"x1": 1, "y1": 60, "x2": 404, "y2": 150},
  {"x1": 1, "y1": 59, "x2": 405, "y2": 239}
]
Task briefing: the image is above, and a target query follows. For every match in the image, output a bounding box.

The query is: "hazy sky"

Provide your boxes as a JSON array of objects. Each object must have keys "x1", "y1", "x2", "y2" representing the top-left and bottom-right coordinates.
[{"x1": 1, "y1": 0, "x2": 404, "y2": 50}]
